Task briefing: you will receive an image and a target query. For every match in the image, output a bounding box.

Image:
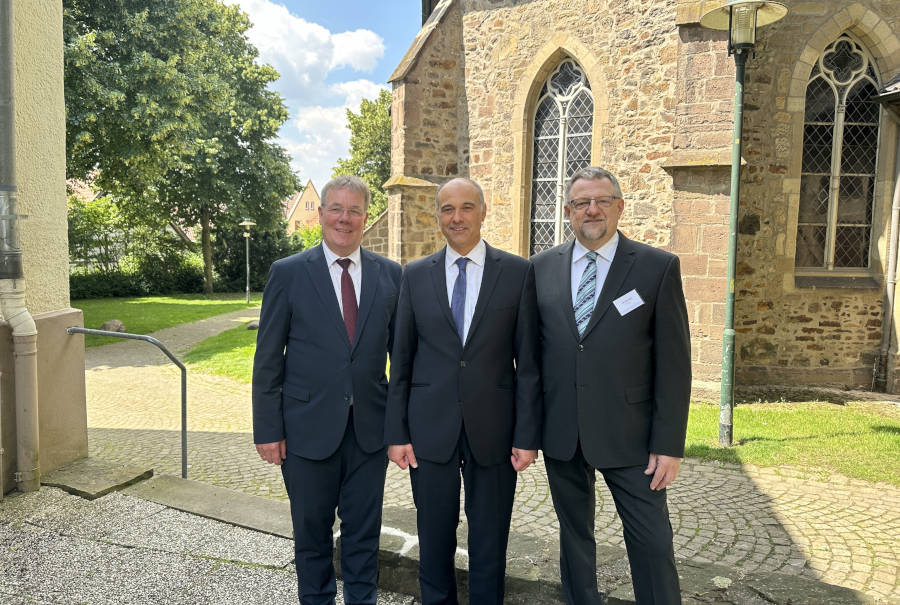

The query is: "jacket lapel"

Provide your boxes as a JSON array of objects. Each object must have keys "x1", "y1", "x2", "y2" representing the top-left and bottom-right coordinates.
[
  {"x1": 429, "y1": 248, "x2": 458, "y2": 339},
  {"x1": 465, "y1": 243, "x2": 502, "y2": 347},
  {"x1": 581, "y1": 233, "x2": 636, "y2": 340},
  {"x1": 352, "y1": 248, "x2": 381, "y2": 351},
  {"x1": 306, "y1": 244, "x2": 352, "y2": 348}
]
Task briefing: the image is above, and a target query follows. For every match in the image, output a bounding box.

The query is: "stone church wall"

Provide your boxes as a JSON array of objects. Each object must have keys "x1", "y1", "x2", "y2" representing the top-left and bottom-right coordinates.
[
  {"x1": 728, "y1": 2, "x2": 899, "y2": 388},
  {"x1": 391, "y1": 0, "x2": 900, "y2": 390}
]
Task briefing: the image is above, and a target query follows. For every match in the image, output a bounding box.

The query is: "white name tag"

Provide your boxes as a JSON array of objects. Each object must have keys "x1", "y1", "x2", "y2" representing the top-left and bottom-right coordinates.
[{"x1": 613, "y1": 289, "x2": 644, "y2": 316}]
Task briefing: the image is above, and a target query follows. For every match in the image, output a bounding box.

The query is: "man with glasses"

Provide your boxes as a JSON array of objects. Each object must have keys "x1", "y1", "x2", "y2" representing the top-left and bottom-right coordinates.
[
  {"x1": 532, "y1": 166, "x2": 691, "y2": 604},
  {"x1": 253, "y1": 175, "x2": 401, "y2": 605}
]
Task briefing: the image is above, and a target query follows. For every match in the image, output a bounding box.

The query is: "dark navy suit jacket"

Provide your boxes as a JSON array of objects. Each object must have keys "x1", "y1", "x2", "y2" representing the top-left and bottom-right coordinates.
[
  {"x1": 384, "y1": 243, "x2": 541, "y2": 466},
  {"x1": 253, "y1": 244, "x2": 401, "y2": 460}
]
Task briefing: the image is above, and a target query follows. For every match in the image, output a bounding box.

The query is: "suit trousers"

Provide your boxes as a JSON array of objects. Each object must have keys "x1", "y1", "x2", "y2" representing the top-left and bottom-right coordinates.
[
  {"x1": 545, "y1": 444, "x2": 680, "y2": 605},
  {"x1": 409, "y1": 430, "x2": 517, "y2": 605},
  {"x1": 282, "y1": 409, "x2": 388, "y2": 605}
]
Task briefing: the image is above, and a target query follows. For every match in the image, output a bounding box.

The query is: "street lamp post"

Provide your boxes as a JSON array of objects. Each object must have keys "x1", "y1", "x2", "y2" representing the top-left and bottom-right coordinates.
[
  {"x1": 239, "y1": 218, "x2": 256, "y2": 304},
  {"x1": 700, "y1": 0, "x2": 787, "y2": 445}
]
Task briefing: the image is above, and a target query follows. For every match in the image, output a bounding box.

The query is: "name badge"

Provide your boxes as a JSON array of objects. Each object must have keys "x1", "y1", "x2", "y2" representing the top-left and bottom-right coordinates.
[{"x1": 613, "y1": 289, "x2": 644, "y2": 316}]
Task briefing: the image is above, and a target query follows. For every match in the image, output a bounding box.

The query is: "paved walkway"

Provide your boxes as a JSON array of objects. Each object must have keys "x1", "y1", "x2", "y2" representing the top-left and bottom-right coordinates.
[{"x1": 83, "y1": 309, "x2": 900, "y2": 604}]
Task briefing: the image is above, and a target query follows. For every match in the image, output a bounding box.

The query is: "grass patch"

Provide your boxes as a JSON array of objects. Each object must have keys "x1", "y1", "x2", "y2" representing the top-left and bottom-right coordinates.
[
  {"x1": 74, "y1": 293, "x2": 262, "y2": 347},
  {"x1": 184, "y1": 323, "x2": 257, "y2": 383},
  {"x1": 686, "y1": 400, "x2": 900, "y2": 486}
]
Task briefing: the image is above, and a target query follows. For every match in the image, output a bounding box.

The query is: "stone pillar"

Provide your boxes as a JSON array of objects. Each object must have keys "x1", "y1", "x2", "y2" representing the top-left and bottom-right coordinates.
[{"x1": 384, "y1": 176, "x2": 442, "y2": 265}]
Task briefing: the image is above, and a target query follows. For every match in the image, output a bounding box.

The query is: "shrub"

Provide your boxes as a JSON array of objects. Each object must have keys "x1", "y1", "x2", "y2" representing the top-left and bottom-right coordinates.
[
  {"x1": 212, "y1": 224, "x2": 296, "y2": 292},
  {"x1": 133, "y1": 249, "x2": 204, "y2": 294},
  {"x1": 69, "y1": 268, "x2": 146, "y2": 299}
]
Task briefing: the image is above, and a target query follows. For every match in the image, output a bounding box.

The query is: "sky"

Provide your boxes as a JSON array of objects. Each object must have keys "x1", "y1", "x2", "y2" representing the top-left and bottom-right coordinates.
[{"x1": 228, "y1": 0, "x2": 423, "y2": 192}]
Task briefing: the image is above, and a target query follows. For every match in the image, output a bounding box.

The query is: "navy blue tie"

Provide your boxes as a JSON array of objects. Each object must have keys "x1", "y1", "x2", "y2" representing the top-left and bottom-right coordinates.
[{"x1": 451, "y1": 257, "x2": 469, "y2": 343}]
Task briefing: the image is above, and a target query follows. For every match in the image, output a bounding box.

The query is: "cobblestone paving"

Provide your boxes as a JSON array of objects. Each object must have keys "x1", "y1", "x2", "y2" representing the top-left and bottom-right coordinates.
[{"x1": 84, "y1": 309, "x2": 900, "y2": 604}]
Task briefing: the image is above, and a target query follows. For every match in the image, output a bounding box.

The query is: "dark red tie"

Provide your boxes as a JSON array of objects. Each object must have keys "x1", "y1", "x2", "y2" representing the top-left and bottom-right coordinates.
[{"x1": 336, "y1": 258, "x2": 357, "y2": 343}]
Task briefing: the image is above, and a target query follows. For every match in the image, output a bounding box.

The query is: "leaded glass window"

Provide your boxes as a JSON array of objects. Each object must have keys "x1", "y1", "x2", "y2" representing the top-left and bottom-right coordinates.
[
  {"x1": 795, "y1": 36, "x2": 881, "y2": 270},
  {"x1": 530, "y1": 60, "x2": 593, "y2": 255}
]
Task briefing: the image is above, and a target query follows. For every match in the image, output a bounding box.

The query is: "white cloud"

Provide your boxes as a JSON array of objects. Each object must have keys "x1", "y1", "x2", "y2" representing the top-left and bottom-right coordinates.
[
  {"x1": 286, "y1": 79, "x2": 388, "y2": 188},
  {"x1": 231, "y1": 0, "x2": 384, "y2": 105},
  {"x1": 226, "y1": 0, "x2": 389, "y2": 189},
  {"x1": 331, "y1": 30, "x2": 385, "y2": 71}
]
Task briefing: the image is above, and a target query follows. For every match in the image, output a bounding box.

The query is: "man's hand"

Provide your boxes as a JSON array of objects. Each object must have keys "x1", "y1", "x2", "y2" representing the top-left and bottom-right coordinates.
[
  {"x1": 510, "y1": 448, "x2": 537, "y2": 472},
  {"x1": 388, "y1": 443, "x2": 418, "y2": 470},
  {"x1": 644, "y1": 453, "x2": 682, "y2": 490},
  {"x1": 256, "y1": 440, "x2": 286, "y2": 465}
]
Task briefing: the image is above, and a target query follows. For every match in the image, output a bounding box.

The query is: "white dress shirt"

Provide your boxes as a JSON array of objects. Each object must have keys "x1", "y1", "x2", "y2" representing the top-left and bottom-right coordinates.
[
  {"x1": 570, "y1": 233, "x2": 619, "y2": 310},
  {"x1": 322, "y1": 241, "x2": 362, "y2": 316},
  {"x1": 445, "y1": 239, "x2": 486, "y2": 342}
]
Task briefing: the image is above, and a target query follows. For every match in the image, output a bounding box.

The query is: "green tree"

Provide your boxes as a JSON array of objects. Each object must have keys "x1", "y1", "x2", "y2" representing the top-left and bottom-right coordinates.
[
  {"x1": 65, "y1": 0, "x2": 300, "y2": 293},
  {"x1": 64, "y1": 0, "x2": 212, "y2": 198},
  {"x1": 291, "y1": 224, "x2": 323, "y2": 251},
  {"x1": 212, "y1": 223, "x2": 295, "y2": 292},
  {"x1": 332, "y1": 89, "x2": 392, "y2": 221}
]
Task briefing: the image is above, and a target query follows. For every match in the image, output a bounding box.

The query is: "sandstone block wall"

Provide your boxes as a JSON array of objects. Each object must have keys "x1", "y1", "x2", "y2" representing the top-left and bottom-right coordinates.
[
  {"x1": 362, "y1": 211, "x2": 390, "y2": 257},
  {"x1": 390, "y1": 0, "x2": 900, "y2": 391}
]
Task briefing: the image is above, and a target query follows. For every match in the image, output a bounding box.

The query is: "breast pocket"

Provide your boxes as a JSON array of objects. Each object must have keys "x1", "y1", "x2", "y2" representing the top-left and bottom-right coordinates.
[{"x1": 282, "y1": 383, "x2": 310, "y2": 403}]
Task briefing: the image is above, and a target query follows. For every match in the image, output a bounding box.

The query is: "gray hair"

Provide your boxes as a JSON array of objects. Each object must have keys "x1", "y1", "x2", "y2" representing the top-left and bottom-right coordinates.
[
  {"x1": 565, "y1": 167, "x2": 623, "y2": 200},
  {"x1": 435, "y1": 177, "x2": 485, "y2": 209},
  {"x1": 321, "y1": 175, "x2": 371, "y2": 211}
]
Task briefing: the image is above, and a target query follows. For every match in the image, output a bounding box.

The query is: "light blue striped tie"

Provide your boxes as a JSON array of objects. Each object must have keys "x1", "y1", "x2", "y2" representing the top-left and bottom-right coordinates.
[{"x1": 574, "y1": 251, "x2": 598, "y2": 337}]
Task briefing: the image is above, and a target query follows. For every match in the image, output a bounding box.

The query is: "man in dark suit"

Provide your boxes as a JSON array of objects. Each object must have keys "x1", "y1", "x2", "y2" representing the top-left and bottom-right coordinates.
[
  {"x1": 532, "y1": 167, "x2": 691, "y2": 605},
  {"x1": 385, "y1": 177, "x2": 541, "y2": 605},
  {"x1": 253, "y1": 175, "x2": 401, "y2": 605}
]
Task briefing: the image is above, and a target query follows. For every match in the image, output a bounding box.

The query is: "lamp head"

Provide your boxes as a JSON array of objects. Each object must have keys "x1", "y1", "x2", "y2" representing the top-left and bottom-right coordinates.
[
  {"x1": 239, "y1": 218, "x2": 256, "y2": 231},
  {"x1": 700, "y1": 0, "x2": 787, "y2": 55}
]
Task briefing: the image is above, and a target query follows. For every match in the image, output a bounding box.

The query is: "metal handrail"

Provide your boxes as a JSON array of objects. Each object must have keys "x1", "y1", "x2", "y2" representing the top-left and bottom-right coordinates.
[{"x1": 66, "y1": 327, "x2": 187, "y2": 479}]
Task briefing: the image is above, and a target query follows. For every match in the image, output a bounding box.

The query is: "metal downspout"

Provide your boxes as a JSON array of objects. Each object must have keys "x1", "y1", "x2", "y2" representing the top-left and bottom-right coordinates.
[
  {"x1": 0, "y1": 0, "x2": 39, "y2": 492},
  {"x1": 875, "y1": 109, "x2": 900, "y2": 392}
]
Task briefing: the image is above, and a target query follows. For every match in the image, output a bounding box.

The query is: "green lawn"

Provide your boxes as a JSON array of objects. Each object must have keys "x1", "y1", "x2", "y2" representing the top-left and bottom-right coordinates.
[
  {"x1": 184, "y1": 322, "x2": 257, "y2": 383},
  {"x1": 74, "y1": 293, "x2": 262, "y2": 347},
  {"x1": 685, "y1": 401, "x2": 900, "y2": 486}
]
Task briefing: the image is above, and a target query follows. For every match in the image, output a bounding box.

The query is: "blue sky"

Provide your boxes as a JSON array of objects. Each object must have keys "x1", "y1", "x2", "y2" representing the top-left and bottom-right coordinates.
[{"x1": 230, "y1": 0, "x2": 422, "y2": 191}]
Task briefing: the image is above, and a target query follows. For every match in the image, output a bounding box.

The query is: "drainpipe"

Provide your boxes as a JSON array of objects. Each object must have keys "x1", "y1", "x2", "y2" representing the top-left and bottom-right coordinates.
[
  {"x1": 875, "y1": 107, "x2": 900, "y2": 392},
  {"x1": 0, "y1": 0, "x2": 39, "y2": 492}
]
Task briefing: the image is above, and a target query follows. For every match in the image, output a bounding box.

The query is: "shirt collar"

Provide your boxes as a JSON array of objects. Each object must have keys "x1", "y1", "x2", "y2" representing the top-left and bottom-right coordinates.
[
  {"x1": 321, "y1": 241, "x2": 362, "y2": 267},
  {"x1": 572, "y1": 231, "x2": 619, "y2": 264},
  {"x1": 445, "y1": 239, "x2": 487, "y2": 270}
]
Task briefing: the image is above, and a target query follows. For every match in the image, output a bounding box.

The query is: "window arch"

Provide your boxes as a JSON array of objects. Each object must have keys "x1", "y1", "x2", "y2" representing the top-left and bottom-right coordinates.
[
  {"x1": 795, "y1": 35, "x2": 881, "y2": 270},
  {"x1": 529, "y1": 59, "x2": 593, "y2": 255}
]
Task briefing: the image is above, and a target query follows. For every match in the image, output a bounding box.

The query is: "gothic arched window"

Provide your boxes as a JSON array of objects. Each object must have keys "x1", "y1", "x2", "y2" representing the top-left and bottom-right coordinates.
[
  {"x1": 530, "y1": 60, "x2": 594, "y2": 255},
  {"x1": 795, "y1": 35, "x2": 881, "y2": 270}
]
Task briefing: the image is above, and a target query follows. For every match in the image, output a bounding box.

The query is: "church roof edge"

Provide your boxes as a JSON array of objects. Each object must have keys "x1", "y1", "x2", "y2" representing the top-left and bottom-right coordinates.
[{"x1": 388, "y1": 0, "x2": 454, "y2": 83}]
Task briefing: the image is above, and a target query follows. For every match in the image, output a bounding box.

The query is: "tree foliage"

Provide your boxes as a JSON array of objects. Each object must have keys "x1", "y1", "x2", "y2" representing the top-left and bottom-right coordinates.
[
  {"x1": 212, "y1": 223, "x2": 297, "y2": 292},
  {"x1": 64, "y1": 0, "x2": 300, "y2": 293},
  {"x1": 332, "y1": 89, "x2": 392, "y2": 221},
  {"x1": 291, "y1": 224, "x2": 323, "y2": 251},
  {"x1": 64, "y1": 0, "x2": 211, "y2": 197}
]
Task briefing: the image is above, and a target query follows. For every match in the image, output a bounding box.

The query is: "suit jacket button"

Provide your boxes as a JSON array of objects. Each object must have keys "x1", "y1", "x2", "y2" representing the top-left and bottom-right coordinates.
[
  {"x1": 460, "y1": 360, "x2": 467, "y2": 367},
  {"x1": 578, "y1": 344, "x2": 584, "y2": 351}
]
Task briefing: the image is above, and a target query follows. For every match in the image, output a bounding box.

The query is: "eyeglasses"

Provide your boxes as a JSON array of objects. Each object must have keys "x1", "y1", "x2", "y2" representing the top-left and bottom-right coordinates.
[
  {"x1": 325, "y1": 205, "x2": 366, "y2": 218},
  {"x1": 568, "y1": 197, "x2": 620, "y2": 211}
]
